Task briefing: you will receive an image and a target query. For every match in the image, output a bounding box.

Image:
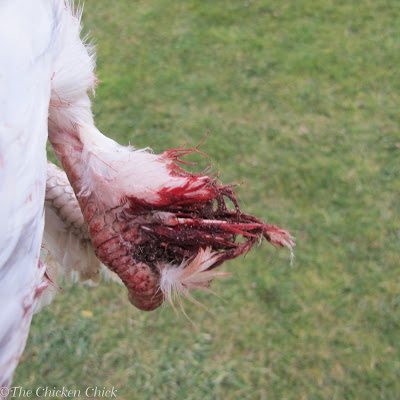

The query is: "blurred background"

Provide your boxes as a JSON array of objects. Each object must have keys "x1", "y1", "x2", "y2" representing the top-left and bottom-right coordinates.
[{"x1": 14, "y1": 1, "x2": 399, "y2": 399}]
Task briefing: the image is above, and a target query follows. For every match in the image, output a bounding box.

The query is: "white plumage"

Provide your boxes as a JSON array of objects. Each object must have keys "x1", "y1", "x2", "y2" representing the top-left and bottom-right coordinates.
[
  {"x1": 0, "y1": 0, "x2": 94, "y2": 387},
  {"x1": 0, "y1": 0, "x2": 55, "y2": 387},
  {"x1": 0, "y1": 0, "x2": 294, "y2": 389}
]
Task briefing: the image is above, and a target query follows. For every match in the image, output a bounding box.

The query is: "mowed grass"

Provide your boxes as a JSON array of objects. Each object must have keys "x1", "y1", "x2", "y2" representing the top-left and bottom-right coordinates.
[{"x1": 14, "y1": 1, "x2": 400, "y2": 399}]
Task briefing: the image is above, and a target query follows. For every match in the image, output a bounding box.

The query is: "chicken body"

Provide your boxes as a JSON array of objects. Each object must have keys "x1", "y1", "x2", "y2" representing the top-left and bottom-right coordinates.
[
  {"x1": 0, "y1": 0, "x2": 293, "y2": 389},
  {"x1": 46, "y1": 5, "x2": 294, "y2": 311}
]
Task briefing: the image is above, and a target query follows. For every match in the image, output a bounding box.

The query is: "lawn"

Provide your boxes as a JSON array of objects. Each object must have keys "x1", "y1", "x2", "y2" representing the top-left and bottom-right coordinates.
[{"x1": 14, "y1": 1, "x2": 400, "y2": 399}]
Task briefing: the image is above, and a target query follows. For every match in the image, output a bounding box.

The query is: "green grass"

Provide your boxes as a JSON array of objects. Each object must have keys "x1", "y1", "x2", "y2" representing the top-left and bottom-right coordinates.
[{"x1": 14, "y1": 1, "x2": 400, "y2": 399}]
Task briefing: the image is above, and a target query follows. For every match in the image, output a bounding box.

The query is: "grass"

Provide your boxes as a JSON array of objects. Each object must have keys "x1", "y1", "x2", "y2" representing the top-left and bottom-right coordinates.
[{"x1": 14, "y1": 1, "x2": 400, "y2": 399}]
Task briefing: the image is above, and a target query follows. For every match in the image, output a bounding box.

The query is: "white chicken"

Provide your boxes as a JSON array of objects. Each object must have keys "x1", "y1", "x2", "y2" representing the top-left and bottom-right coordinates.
[{"x1": 0, "y1": 0, "x2": 294, "y2": 389}]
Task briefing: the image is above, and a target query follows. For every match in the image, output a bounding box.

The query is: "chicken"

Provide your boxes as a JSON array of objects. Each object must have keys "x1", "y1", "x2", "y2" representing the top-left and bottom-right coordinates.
[
  {"x1": 44, "y1": 157, "x2": 294, "y2": 311},
  {"x1": 0, "y1": 0, "x2": 293, "y2": 388},
  {"x1": 43, "y1": 2, "x2": 294, "y2": 312}
]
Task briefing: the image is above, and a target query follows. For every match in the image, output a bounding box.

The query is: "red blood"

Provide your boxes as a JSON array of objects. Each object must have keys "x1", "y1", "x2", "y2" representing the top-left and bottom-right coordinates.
[{"x1": 63, "y1": 142, "x2": 293, "y2": 311}]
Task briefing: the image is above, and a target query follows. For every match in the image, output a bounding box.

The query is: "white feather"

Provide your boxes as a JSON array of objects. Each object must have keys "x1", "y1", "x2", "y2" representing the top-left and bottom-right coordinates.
[
  {"x1": 35, "y1": 162, "x2": 121, "y2": 312},
  {"x1": 36, "y1": 0, "x2": 211, "y2": 215},
  {"x1": 159, "y1": 248, "x2": 229, "y2": 305},
  {"x1": 48, "y1": 0, "x2": 96, "y2": 134},
  {"x1": 75, "y1": 124, "x2": 211, "y2": 208},
  {"x1": 0, "y1": 0, "x2": 56, "y2": 387},
  {"x1": 0, "y1": 0, "x2": 101, "y2": 385}
]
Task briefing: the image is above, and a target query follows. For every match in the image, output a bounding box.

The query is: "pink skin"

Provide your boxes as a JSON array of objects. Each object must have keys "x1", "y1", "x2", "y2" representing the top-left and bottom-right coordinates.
[{"x1": 49, "y1": 128, "x2": 294, "y2": 311}]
